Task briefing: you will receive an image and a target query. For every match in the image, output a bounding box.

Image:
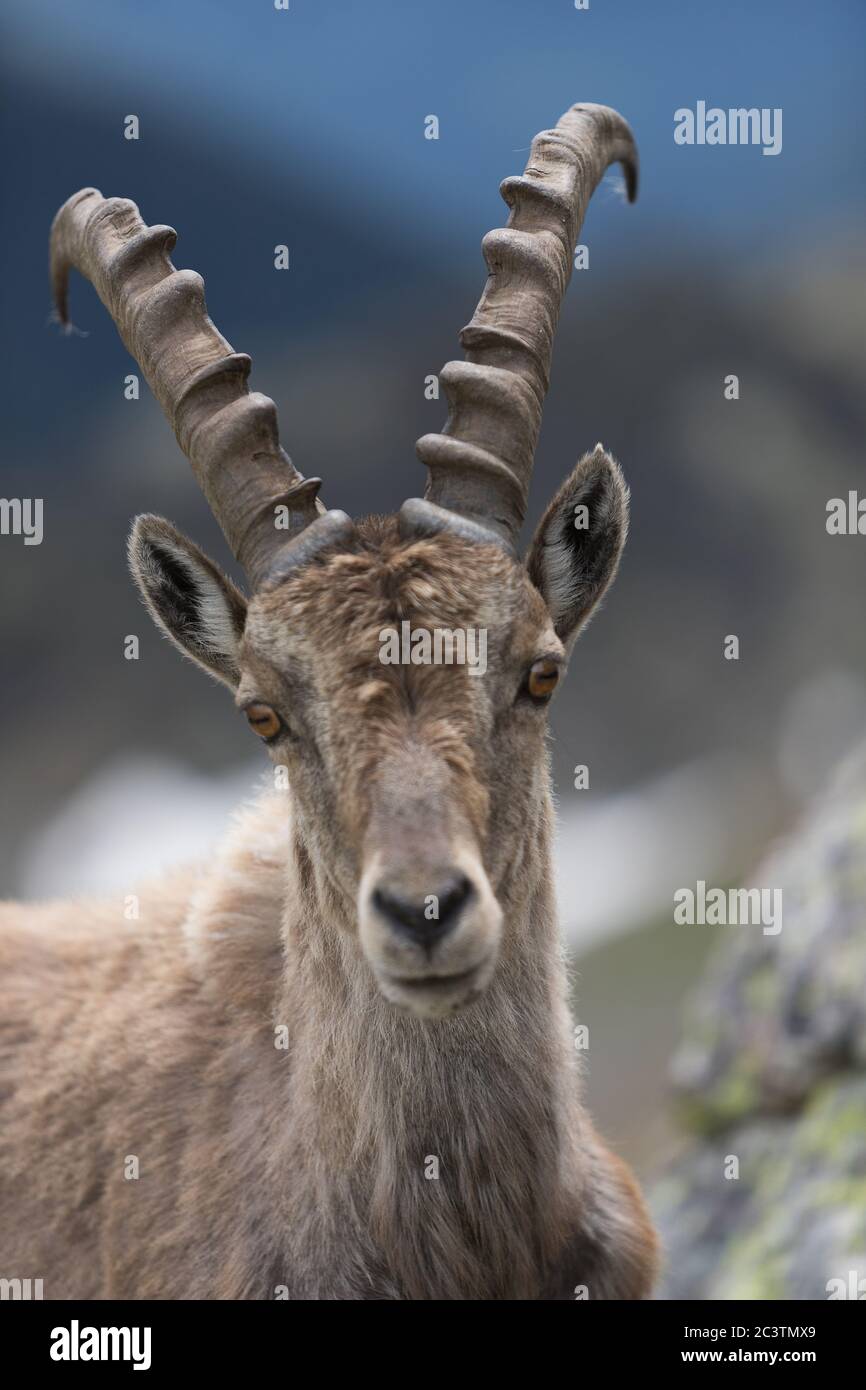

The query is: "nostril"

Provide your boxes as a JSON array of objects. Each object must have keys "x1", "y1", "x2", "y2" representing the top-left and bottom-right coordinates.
[
  {"x1": 372, "y1": 874, "x2": 474, "y2": 946},
  {"x1": 437, "y1": 873, "x2": 473, "y2": 925}
]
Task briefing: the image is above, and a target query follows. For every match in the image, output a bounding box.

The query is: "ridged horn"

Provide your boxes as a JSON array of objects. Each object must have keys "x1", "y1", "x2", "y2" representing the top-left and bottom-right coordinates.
[
  {"x1": 412, "y1": 103, "x2": 637, "y2": 548},
  {"x1": 50, "y1": 188, "x2": 349, "y2": 588}
]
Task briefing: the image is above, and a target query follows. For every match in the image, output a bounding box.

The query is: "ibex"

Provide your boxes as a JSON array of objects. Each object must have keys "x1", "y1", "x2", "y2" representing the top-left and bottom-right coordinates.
[{"x1": 0, "y1": 103, "x2": 658, "y2": 1299}]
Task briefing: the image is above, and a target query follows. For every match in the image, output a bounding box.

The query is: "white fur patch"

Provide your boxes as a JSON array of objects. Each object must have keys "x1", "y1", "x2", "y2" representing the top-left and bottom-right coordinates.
[
  {"x1": 539, "y1": 535, "x2": 577, "y2": 628},
  {"x1": 196, "y1": 583, "x2": 241, "y2": 658},
  {"x1": 151, "y1": 533, "x2": 238, "y2": 659}
]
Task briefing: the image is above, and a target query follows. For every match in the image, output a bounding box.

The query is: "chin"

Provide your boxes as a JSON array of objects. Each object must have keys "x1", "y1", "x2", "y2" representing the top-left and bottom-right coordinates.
[{"x1": 375, "y1": 956, "x2": 497, "y2": 1020}]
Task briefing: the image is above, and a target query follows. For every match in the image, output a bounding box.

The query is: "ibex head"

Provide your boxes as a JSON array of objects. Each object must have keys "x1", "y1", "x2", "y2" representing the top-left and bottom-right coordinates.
[{"x1": 51, "y1": 104, "x2": 636, "y2": 1019}]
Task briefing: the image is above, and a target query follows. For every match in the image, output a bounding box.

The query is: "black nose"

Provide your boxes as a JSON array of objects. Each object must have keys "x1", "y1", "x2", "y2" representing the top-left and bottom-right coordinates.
[{"x1": 372, "y1": 874, "x2": 474, "y2": 947}]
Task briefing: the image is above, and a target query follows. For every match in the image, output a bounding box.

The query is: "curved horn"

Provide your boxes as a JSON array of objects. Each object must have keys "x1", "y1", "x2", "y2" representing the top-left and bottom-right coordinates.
[
  {"x1": 411, "y1": 102, "x2": 637, "y2": 548},
  {"x1": 50, "y1": 188, "x2": 348, "y2": 588}
]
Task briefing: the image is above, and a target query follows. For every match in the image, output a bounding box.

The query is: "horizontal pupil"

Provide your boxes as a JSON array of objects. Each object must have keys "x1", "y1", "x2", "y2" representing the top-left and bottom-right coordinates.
[{"x1": 248, "y1": 707, "x2": 277, "y2": 731}]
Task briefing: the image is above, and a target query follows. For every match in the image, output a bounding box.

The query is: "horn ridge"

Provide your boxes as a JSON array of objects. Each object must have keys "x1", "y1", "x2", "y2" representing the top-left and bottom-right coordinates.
[
  {"x1": 414, "y1": 102, "x2": 638, "y2": 544},
  {"x1": 50, "y1": 187, "x2": 335, "y2": 586}
]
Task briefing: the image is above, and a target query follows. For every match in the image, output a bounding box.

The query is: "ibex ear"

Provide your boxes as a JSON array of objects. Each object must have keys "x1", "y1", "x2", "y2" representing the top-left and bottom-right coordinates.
[
  {"x1": 128, "y1": 515, "x2": 247, "y2": 689},
  {"x1": 525, "y1": 445, "x2": 628, "y2": 648}
]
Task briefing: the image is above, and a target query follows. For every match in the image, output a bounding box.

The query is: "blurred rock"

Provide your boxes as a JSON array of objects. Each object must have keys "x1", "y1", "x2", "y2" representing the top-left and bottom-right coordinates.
[{"x1": 652, "y1": 743, "x2": 866, "y2": 1299}]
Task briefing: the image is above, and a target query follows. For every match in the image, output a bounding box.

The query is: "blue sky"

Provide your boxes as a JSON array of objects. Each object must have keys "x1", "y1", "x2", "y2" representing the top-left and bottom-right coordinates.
[{"x1": 6, "y1": 0, "x2": 865, "y2": 258}]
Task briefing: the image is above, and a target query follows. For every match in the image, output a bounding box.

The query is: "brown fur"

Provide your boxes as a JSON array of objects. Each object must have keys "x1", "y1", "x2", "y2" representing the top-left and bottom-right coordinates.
[{"x1": 0, "y1": 513, "x2": 658, "y2": 1299}]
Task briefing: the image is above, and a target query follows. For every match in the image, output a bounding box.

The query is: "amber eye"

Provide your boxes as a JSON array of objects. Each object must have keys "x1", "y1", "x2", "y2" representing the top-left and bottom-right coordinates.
[
  {"x1": 245, "y1": 702, "x2": 282, "y2": 741},
  {"x1": 526, "y1": 659, "x2": 560, "y2": 702}
]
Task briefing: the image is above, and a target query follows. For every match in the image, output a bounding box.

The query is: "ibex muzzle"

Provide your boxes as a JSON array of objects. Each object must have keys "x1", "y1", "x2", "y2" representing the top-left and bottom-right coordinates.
[{"x1": 358, "y1": 745, "x2": 504, "y2": 1017}]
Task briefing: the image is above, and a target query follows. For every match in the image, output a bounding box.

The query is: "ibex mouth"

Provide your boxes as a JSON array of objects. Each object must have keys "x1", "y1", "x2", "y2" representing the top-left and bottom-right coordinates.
[
  {"x1": 389, "y1": 966, "x2": 480, "y2": 992},
  {"x1": 377, "y1": 956, "x2": 496, "y2": 1018}
]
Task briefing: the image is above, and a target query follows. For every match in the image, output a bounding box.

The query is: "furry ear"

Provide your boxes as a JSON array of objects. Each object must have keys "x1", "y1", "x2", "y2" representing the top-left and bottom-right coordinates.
[
  {"x1": 525, "y1": 445, "x2": 628, "y2": 647},
  {"x1": 128, "y1": 515, "x2": 247, "y2": 688}
]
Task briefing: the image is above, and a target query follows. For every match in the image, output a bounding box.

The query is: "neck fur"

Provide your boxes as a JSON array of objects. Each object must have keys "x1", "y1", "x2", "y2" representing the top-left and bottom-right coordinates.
[
  {"x1": 285, "y1": 791, "x2": 585, "y2": 1297},
  {"x1": 186, "y1": 787, "x2": 586, "y2": 1299}
]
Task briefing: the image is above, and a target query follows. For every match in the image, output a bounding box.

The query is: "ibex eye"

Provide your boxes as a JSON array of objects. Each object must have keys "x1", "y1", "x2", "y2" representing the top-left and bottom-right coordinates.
[
  {"x1": 526, "y1": 659, "x2": 560, "y2": 702},
  {"x1": 245, "y1": 703, "x2": 282, "y2": 741}
]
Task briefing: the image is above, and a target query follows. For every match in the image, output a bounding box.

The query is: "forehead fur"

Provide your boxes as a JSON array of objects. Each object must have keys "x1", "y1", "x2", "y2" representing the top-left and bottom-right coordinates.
[
  {"x1": 245, "y1": 515, "x2": 550, "y2": 666},
  {"x1": 238, "y1": 517, "x2": 556, "y2": 835},
  {"x1": 237, "y1": 525, "x2": 561, "y2": 850}
]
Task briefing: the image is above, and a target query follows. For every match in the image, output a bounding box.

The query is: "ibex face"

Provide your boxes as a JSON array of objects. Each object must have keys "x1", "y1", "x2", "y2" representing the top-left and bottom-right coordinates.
[
  {"x1": 129, "y1": 446, "x2": 625, "y2": 1018},
  {"x1": 51, "y1": 104, "x2": 637, "y2": 1019},
  {"x1": 242, "y1": 526, "x2": 526, "y2": 1017}
]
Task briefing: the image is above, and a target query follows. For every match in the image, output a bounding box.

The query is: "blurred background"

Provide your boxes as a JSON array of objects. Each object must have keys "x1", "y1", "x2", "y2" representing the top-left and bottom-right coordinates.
[{"x1": 2, "y1": 0, "x2": 865, "y2": 1283}]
